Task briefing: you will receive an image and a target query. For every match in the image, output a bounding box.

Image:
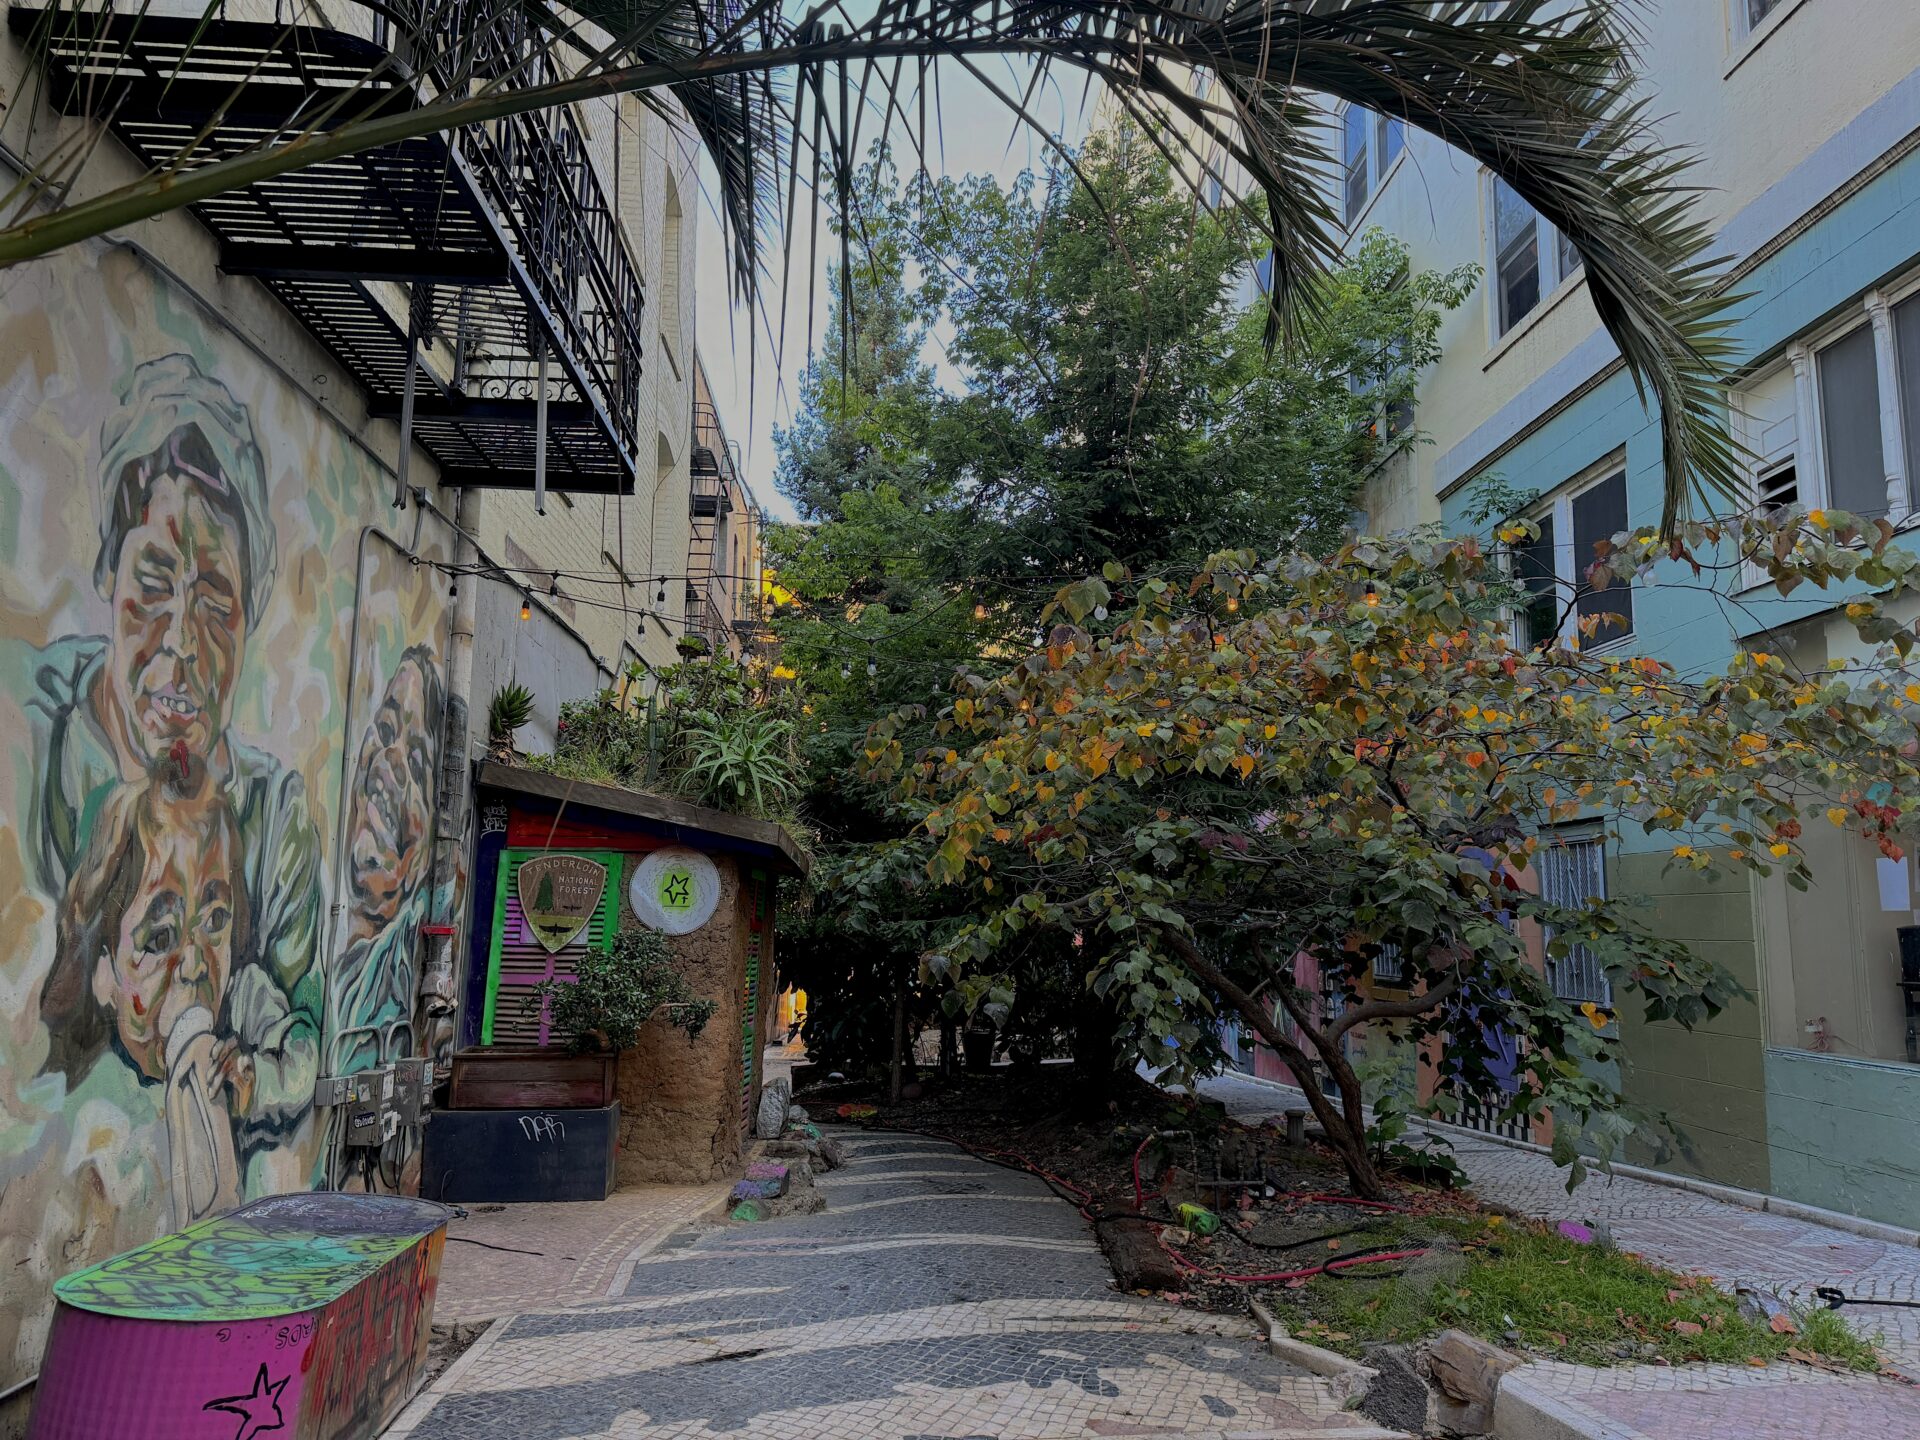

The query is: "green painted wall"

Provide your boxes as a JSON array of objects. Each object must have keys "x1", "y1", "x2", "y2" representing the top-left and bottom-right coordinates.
[
  {"x1": 1765, "y1": 1049, "x2": 1920, "y2": 1226},
  {"x1": 1612, "y1": 850, "x2": 1771, "y2": 1193}
]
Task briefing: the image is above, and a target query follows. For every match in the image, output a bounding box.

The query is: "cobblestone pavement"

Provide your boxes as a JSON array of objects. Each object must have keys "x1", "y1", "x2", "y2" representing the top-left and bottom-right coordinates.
[
  {"x1": 394, "y1": 1128, "x2": 1406, "y2": 1439},
  {"x1": 433, "y1": 1183, "x2": 733, "y2": 1323},
  {"x1": 1193, "y1": 1071, "x2": 1920, "y2": 1439}
]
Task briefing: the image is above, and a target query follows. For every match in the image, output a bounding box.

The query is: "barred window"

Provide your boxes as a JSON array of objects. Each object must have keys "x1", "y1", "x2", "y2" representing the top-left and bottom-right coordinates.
[
  {"x1": 1372, "y1": 943, "x2": 1406, "y2": 985},
  {"x1": 1538, "y1": 832, "x2": 1610, "y2": 1005}
]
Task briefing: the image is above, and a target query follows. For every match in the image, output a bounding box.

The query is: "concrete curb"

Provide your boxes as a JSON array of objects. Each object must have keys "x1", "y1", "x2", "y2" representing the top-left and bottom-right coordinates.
[
  {"x1": 1491, "y1": 1372, "x2": 1654, "y2": 1440},
  {"x1": 382, "y1": 1312, "x2": 514, "y2": 1436},
  {"x1": 602, "y1": 1184, "x2": 733, "y2": 1298},
  {"x1": 1247, "y1": 1296, "x2": 1377, "y2": 1403},
  {"x1": 1208, "y1": 1071, "x2": 1920, "y2": 1250}
]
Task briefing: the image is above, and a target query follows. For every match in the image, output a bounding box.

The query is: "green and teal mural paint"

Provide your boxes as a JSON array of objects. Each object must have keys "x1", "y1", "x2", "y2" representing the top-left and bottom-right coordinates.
[{"x1": 0, "y1": 246, "x2": 457, "y2": 1382}]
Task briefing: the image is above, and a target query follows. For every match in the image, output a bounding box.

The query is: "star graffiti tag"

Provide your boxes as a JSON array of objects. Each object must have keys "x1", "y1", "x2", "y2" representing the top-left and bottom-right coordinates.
[{"x1": 203, "y1": 1362, "x2": 289, "y2": 1440}]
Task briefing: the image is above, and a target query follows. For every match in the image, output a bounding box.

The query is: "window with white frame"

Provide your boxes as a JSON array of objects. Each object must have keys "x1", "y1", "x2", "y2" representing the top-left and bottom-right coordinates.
[
  {"x1": 1536, "y1": 829, "x2": 1610, "y2": 1005},
  {"x1": 1731, "y1": 282, "x2": 1920, "y2": 532},
  {"x1": 1736, "y1": 0, "x2": 1793, "y2": 41},
  {"x1": 1343, "y1": 106, "x2": 1407, "y2": 228},
  {"x1": 1489, "y1": 177, "x2": 1582, "y2": 338},
  {"x1": 1511, "y1": 467, "x2": 1633, "y2": 650}
]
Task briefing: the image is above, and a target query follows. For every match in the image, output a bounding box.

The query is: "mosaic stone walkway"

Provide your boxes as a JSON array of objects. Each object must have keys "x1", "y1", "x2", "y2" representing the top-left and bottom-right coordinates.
[
  {"x1": 392, "y1": 1128, "x2": 1404, "y2": 1439},
  {"x1": 432, "y1": 1183, "x2": 734, "y2": 1323},
  {"x1": 1193, "y1": 1070, "x2": 1920, "y2": 1439}
]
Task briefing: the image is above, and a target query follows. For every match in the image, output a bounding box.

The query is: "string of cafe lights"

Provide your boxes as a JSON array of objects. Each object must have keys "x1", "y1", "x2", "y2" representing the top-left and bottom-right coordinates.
[{"x1": 415, "y1": 553, "x2": 1150, "y2": 674}]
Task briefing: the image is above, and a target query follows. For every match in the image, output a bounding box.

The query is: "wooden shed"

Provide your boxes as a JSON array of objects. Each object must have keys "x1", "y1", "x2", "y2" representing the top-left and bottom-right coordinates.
[{"x1": 437, "y1": 763, "x2": 809, "y2": 1194}]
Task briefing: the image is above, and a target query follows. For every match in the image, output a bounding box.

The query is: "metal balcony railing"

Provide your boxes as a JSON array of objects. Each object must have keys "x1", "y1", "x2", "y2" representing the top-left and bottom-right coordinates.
[{"x1": 9, "y1": 2, "x2": 645, "y2": 495}]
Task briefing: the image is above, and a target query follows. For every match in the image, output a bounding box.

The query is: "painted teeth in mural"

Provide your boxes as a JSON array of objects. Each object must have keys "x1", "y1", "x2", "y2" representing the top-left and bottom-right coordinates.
[{"x1": 0, "y1": 250, "x2": 454, "y2": 1386}]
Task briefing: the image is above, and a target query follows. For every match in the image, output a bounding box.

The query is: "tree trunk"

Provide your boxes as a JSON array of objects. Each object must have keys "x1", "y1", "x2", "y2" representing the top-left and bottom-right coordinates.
[
  {"x1": 1070, "y1": 983, "x2": 1122, "y2": 1113},
  {"x1": 939, "y1": 1015, "x2": 958, "y2": 1078},
  {"x1": 1164, "y1": 932, "x2": 1388, "y2": 1199},
  {"x1": 889, "y1": 988, "x2": 909, "y2": 1103}
]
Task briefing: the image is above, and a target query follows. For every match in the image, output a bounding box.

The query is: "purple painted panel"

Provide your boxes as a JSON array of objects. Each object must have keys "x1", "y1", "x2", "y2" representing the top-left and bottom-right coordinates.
[{"x1": 32, "y1": 1306, "x2": 315, "y2": 1439}]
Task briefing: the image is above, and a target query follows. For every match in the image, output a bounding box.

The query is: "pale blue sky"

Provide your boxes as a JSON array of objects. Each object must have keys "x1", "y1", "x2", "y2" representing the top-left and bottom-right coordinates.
[{"x1": 690, "y1": 57, "x2": 1096, "y2": 523}]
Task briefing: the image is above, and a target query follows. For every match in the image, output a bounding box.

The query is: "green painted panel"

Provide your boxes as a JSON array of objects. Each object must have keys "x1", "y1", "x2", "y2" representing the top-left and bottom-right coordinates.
[{"x1": 52, "y1": 1193, "x2": 450, "y2": 1321}]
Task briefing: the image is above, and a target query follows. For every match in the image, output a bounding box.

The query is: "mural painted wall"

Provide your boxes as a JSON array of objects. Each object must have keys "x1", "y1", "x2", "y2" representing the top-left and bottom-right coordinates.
[{"x1": 0, "y1": 245, "x2": 455, "y2": 1384}]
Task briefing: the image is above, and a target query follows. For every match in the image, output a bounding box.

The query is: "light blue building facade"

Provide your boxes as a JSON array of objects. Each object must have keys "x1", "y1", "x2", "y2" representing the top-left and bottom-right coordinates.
[{"x1": 1350, "y1": 6, "x2": 1920, "y2": 1225}]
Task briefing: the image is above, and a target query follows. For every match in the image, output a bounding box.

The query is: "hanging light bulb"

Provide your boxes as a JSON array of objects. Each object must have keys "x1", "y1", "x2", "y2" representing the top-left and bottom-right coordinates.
[
  {"x1": 866, "y1": 653, "x2": 878, "y2": 679},
  {"x1": 519, "y1": 599, "x2": 532, "y2": 622},
  {"x1": 973, "y1": 601, "x2": 988, "y2": 620},
  {"x1": 1226, "y1": 595, "x2": 1240, "y2": 613},
  {"x1": 655, "y1": 578, "x2": 667, "y2": 603},
  {"x1": 840, "y1": 661, "x2": 852, "y2": 681},
  {"x1": 1093, "y1": 604, "x2": 1108, "y2": 621}
]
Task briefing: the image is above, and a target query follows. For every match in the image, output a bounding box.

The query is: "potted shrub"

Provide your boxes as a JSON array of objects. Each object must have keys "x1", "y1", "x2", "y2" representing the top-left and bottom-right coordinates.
[{"x1": 529, "y1": 928, "x2": 716, "y2": 1056}]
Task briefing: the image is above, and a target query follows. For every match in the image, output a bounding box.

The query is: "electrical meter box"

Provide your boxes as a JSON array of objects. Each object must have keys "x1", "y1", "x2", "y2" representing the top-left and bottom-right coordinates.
[
  {"x1": 344, "y1": 1067, "x2": 396, "y2": 1147},
  {"x1": 393, "y1": 1057, "x2": 433, "y2": 1127}
]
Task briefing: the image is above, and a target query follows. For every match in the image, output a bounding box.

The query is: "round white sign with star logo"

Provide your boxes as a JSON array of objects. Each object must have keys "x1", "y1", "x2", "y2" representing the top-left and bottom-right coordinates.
[{"x1": 629, "y1": 846, "x2": 722, "y2": 934}]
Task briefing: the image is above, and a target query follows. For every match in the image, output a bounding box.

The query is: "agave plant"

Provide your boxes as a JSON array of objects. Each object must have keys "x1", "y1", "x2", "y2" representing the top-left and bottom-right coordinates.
[
  {"x1": 0, "y1": 1, "x2": 1736, "y2": 528},
  {"x1": 680, "y1": 710, "x2": 802, "y2": 816},
  {"x1": 488, "y1": 681, "x2": 536, "y2": 745}
]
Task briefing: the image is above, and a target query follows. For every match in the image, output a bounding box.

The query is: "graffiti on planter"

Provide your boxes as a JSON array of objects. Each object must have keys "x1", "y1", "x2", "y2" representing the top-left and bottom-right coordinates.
[{"x1": 31, "y1": 1195, "x2": 448, "y2": 1437}]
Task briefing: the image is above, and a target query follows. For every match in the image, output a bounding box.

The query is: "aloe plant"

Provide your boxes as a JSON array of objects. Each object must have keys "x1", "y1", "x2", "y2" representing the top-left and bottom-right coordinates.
[
  {"x1": 680, "y1": 711, "x2": 801, "y2": 817},
  {"x1": 488, "y1": 682, "x2": 535, "y2": 746}
]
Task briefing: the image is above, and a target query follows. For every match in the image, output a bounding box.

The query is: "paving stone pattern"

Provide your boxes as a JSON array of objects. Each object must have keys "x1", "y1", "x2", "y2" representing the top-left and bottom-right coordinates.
[
  {"x1": 434, "y1": 1183, "x2": 734, "y2": 1322},
  {"x1": 1195, "y1": 1071, "x2": 1920, "y2": 1439},
  {"x1": 401, "y1": 1129, "x2": 1405, "y2": 1439}
]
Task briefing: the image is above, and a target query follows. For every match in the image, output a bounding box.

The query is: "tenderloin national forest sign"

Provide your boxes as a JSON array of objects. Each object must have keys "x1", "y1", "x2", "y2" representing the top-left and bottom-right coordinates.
[{"x1": 518, "y1": 854, "x2": 608, "y2": 953}]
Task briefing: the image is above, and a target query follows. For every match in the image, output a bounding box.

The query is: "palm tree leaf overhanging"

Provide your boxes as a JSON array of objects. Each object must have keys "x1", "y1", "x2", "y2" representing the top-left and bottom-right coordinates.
[{"x1": 0, "y1": 1, "x2": 1737, "y2": 531}]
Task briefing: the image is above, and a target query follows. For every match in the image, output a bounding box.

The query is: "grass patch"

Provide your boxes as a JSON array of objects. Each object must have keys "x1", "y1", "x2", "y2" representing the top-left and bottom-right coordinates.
[{"x1": 1278, "y1": 1216, "x2": 1881, "y2": 1371}]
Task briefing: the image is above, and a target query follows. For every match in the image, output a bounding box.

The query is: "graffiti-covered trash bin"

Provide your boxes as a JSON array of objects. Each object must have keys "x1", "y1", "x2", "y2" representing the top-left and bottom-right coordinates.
[{"x1": 28, "y1": 1192, "x2": 455, "y2": 1440}]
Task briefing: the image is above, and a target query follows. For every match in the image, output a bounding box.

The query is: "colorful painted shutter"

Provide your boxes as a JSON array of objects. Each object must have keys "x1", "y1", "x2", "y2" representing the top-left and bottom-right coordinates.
[
  {"x1": 481, "y1": 848, "x2": 624, "y2": 1046},
  {"x1": 741, "y1": 871, "x2": 768, "y2": 1134}
]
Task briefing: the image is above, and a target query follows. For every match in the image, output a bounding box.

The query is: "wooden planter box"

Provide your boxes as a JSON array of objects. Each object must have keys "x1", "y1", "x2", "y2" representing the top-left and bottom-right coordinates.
[{"x1": 449, "y1": 1048, "x2": 616, "y2": 1110}]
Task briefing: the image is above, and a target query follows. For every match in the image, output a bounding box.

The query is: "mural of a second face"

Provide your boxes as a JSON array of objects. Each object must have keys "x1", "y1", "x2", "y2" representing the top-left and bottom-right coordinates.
[{"x1": 0, "y1": 245, "x2": 455, "y2": 1381}]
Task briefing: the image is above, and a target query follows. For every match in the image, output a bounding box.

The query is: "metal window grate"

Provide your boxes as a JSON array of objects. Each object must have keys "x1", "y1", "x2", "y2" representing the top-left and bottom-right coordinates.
[
  {"x1": 1372, "y1": 943, "x2": 1406, "y2": 985},
  {"x1": 1538, "y1": 834, "x2": 1610, "y2": 1004}
]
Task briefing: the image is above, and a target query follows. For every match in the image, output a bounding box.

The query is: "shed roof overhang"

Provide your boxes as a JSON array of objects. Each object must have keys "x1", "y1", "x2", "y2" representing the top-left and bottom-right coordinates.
[{"x1": 475, "y1": 760, "x2": 811, "y2": 881}]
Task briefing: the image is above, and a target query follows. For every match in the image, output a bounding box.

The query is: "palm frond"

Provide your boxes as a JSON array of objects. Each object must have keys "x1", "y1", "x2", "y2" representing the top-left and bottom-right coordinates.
[{"x1": 0, "y1": 0, "x2": 1736, "y2": 528}]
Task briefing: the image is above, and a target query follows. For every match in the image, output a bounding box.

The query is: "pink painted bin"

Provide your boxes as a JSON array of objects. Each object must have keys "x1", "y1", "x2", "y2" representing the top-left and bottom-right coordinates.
[{"x1": 29, "y1": 1193, "x2": 456, "y2": 1440}]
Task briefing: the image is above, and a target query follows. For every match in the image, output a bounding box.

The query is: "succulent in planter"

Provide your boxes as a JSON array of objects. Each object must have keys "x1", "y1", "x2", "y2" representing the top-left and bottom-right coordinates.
[
  {"x1": 528, "y1": 928, "x2": 715, "y2": 1052},
  {"x1": 488, "y1": 681, "x2": 535, "y2": 758}
]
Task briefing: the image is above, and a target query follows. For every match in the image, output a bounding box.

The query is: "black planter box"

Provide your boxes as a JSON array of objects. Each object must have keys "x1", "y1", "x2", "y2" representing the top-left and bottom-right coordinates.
[{"x1": 421, "y1": 1102, "x2": 619, "y2": 1203}]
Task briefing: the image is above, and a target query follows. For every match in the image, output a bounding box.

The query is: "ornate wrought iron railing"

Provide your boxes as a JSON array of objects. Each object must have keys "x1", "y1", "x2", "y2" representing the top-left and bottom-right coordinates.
[{"x1": 8, "y1": 1, "x2": 646, "y2": 495}]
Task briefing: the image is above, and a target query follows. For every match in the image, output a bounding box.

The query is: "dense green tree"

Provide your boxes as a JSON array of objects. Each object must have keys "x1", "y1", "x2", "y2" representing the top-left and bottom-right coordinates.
[{"x1": 768, "y1": 139, "x2": 1472, "y2": 1081}]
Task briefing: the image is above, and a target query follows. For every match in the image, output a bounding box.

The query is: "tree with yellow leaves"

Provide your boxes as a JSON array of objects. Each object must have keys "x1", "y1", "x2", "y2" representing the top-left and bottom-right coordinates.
[{"x1": 868, "y1": 528, "x2": 1920, "y2": 1196}]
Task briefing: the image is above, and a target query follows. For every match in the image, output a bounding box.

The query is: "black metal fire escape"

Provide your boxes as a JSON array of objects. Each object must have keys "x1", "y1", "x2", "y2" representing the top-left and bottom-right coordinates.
[
  {"x1": 9, "y1": 3, "x2": 644, "y2": 497},
  {"x1": 686, "y1": 401, "x2": 739, "y2": 653}
]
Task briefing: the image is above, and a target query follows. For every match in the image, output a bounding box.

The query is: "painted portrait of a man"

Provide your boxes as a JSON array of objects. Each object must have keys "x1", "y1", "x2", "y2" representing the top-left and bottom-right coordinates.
[
  {"x1": 328, "y1": 644, "x2": 445, "y2": 1078},
  {"x1": 18, "y1": 353, "x2": 323, "y2": 1189}
]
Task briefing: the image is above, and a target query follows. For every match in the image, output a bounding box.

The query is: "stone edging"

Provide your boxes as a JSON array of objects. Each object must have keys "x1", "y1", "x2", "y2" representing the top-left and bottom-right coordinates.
[
  {"x1": 1212, "y1": 1071, "x2": 1920, "y2": 1250},
  {"x1": 601, "y1": 1185, "x2": 735, "y2": 1298},
  {"x1": 1491, "y1": 1371, "x2": 1652, "y2": 1440},
  {"x1": 383, "y1": 1313, "x2": 515, "y2": 1437},
  {"x1": 1246, "y1": 1295, "x2": 1376, "y2": 1404}
]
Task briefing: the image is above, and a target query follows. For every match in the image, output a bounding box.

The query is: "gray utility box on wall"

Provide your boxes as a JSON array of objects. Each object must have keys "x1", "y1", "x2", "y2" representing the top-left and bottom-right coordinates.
[{"x1": 420, "y1": 1102, "x2": 620, "y2": 1203}]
